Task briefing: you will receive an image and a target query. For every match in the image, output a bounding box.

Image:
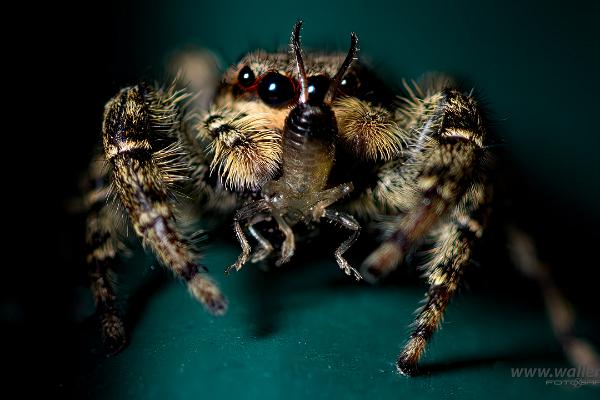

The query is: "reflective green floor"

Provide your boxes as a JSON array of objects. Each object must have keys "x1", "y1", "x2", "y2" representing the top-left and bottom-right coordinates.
[{"x1": 74, "y1": 241, "x2": 598, "y2": 399}]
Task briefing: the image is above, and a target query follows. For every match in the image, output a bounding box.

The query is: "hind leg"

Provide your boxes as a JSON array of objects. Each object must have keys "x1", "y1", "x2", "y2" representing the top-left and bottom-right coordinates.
[{"x1": 508, "y1": 227, "x2": 600, "y2": 370}]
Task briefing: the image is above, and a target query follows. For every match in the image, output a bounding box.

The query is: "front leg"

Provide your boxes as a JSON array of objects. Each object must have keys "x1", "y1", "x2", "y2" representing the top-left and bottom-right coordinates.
[
  {"x1": 362, "y1": 88, "x2": 489, "y2": 282},
  {"x1": 103, "y1": 85, "x2": 227, "y2": 315},
  {"x1": 396, "y1": 156, "x2": 491, "y2": 376},
  {"x1": 396, "y1": 214, "x2": 483, "y2": 376}
]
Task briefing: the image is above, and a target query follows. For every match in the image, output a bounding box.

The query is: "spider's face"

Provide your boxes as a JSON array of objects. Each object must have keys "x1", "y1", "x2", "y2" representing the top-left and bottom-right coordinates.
[
  {"x1": 199, "y1": 51, "x2": 361, "y2": 191},
  {"x1": 198, "y1": 38, "x2": 399, "y2": 192}
]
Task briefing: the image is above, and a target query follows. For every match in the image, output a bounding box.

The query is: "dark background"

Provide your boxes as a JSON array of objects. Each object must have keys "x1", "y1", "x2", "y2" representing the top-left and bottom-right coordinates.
[{"x1": 5, "y1": 0, "x2": 600, "y2": 397}]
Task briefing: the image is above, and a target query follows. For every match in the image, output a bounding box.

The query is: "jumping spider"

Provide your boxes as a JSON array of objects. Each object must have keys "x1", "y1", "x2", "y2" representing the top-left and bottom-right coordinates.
[{"x1": 82, "y1": 21, "x2": 595, "y2": 376}]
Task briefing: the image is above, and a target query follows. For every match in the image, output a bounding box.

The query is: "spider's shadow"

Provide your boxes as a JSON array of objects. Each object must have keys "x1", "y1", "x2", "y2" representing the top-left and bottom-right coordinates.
[
  {"x1": 242, "y1": 259, "x2": 571, "y2": 378},
  {"x1": 240, "y1": 229, "x2": 418, "y2": 338},
  {"x1": 123, "y1": 266, "x2": 171, "y2": 333},
  {"x1": 242, "y1": 254, "x2": 364, "y2": 338}
]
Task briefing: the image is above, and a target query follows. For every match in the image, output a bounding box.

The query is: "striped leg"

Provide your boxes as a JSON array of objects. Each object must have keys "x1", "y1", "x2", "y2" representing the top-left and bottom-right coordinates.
[
  {"x1": 397, "y1": 215, "x2": 482, "y2": 375},
  {"x1": 362, "y1": 88, "x2": 488, "y2": 282},
  {"x1": 362, "y1": 139, "x2": 479, "y2": 281},
  {"x1": 103, "y1": 85, "x2": 227, "y2": 316},
  {"x1": 86, "y1": 211, "x2": 126, "y2": 352},
  {"x1": 84, "y1": 158, "x2": 127, "y2": 353}
]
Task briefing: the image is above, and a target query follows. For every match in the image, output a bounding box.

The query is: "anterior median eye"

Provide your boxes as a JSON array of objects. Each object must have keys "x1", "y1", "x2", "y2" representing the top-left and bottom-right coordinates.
[
  {"x1": 307, "y1": 75, "x2": 331, "y2": 105},
  {"x1": 257, "y1": 72, "x2": 295, "y2": 106},
  {"x1": 237, "y1": 66, "x2": 256, "y2": 88}
]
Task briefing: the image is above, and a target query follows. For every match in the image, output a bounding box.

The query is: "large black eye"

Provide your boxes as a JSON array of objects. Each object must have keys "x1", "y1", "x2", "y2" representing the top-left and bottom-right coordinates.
[
  {"x1": 307, "y1": 75, "x2": 331, "y2": 105},
  {"x1": 237, "y1": 66, "x2": 256, "y2": 88},
  {"x1": 257, "y1": 72, "x2": 295, "y2": 106}
]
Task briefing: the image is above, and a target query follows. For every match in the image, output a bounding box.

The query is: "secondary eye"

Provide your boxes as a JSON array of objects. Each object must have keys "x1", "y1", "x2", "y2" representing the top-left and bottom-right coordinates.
[
  {"x1": 237, "y1": 66, "x2": 256, "y2": 88},
  {"x1": 339, "y1": 73, "x2": 358, "y2": 94},
  {"x1": 257, "y1": 72, "x2": 296, "y2": 106},
  {"x1": 307, "y1": 75, "x2": 331, "y2": 105}
]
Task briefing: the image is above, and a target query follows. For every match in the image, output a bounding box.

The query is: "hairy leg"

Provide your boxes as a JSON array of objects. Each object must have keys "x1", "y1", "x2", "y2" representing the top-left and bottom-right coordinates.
[
  {"x1": 397, "y1": 212, "x2": 483, "y2": 376},
  {"x1": 83, "y1": 157, "x2": 127, "y2": 353},
  {"x1": 362, "y1": 88, "x2": 489, "y2": 281},
  {"x1": 103, "y1": 85, "x2": 227, "y2": 315}
]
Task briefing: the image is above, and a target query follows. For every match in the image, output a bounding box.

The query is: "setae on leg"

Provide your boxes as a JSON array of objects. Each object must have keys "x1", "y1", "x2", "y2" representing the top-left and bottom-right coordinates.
[{"x1": 103, "y1": 85, "x2": 227, "y2": 316}]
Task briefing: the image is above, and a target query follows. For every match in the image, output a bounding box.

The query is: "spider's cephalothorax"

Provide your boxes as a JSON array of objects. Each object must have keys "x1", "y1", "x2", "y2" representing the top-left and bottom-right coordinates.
[{"x1": 81, "y1": 21, "x2": 597, "y2": 376}]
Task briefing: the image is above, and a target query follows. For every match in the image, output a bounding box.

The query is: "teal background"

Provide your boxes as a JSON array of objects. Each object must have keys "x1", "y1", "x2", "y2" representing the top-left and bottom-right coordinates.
[{"x1": 5, "y1": 1, "x2": 600, "y2": 399}]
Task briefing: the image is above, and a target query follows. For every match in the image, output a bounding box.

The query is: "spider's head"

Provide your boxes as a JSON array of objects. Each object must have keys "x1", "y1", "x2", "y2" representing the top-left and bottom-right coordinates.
[{"x1": 201, "y1": 23, "x2": 361, "y2": 191}]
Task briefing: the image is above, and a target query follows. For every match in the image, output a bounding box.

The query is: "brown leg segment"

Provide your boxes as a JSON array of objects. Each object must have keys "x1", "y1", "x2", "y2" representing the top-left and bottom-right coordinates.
[
  {"x1": 86, "y1": 203, "x2": 127, "y2": 353},
  {"x1": 273, "y1": 214, "x2": 295, "y2": 266},
  {"x1": 397, "y1": 219, "x2": 480, "y2": 375},
  {"x1": 362, "y1": 137, "x2": 479, "y2": 282},
  {"x1": 362, "y1": 88, "x2": 488, "y2": 282},
  {"x1": 103, "y1": 85, "x2": 227, "y2": 316},
  {"x1": 82, "y1": 154, "x2": 128, "y2": 354}
]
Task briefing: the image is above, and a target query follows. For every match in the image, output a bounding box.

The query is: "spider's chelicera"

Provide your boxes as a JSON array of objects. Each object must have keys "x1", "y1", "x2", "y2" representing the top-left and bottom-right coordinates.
[{"x1": 81, "y1": 21, "x2": 597, "y2": 376}]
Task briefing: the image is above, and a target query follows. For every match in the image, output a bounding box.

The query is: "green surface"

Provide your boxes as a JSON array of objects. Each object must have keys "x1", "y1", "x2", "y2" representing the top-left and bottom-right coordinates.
[{"x1": 75, "y1": 242, "x2": 597, "y2": 399}]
